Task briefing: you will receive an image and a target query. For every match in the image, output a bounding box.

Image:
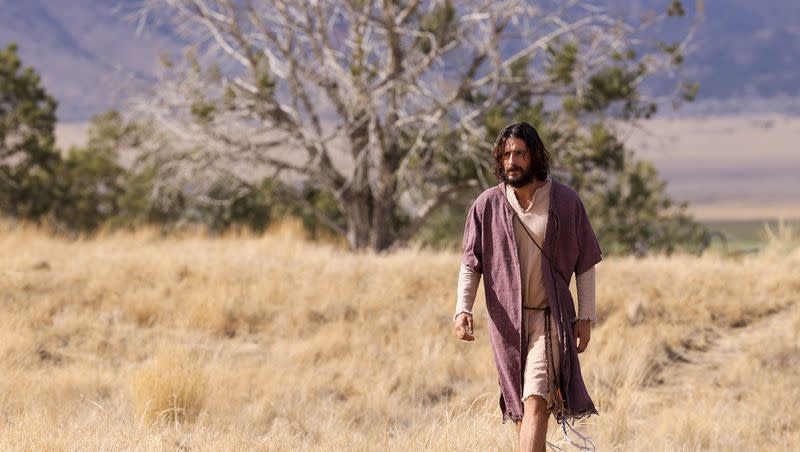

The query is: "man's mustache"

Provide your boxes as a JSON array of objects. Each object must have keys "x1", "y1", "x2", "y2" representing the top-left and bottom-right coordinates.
[{"x1": 506, "y1": 166, "x2": 522, "y2": 172}]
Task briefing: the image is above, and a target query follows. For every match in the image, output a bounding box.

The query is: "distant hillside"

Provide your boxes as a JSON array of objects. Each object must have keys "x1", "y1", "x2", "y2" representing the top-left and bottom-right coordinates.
[
  {"x1": 0, "y1": 0, "x2": 182, "y2": 121},
  {"x1": 623, "y1": 113, "x2": 800, "y2": 221},
  {"x1": 2, "y1": 0, "x2": 799, "y2": 120}
]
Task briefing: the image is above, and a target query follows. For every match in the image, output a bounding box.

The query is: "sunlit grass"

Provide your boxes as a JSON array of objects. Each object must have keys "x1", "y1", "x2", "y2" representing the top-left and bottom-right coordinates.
[{"x1": 0, "y1": 221, "x2": 797, "y2": 450}]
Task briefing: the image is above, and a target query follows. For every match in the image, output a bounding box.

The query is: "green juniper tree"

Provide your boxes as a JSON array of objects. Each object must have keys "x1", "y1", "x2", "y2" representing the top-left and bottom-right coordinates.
[{"x1": 0, "y1": 43, "x2": 60, "y2": 220}]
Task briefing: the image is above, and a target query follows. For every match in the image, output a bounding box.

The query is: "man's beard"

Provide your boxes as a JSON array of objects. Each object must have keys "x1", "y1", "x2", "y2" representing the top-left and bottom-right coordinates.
[{"x1": 503, "y1": 164, "x2": 536, "y2": 188}]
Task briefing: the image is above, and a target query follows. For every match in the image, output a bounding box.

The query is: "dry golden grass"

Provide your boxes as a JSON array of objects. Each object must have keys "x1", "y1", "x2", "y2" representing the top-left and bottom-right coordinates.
[
  {"x1": 131, "y1": 349, "x2": 208, "y2": 425},
  {"x1": 0, "y1": 220, "x2": 797, "y2": 451}
]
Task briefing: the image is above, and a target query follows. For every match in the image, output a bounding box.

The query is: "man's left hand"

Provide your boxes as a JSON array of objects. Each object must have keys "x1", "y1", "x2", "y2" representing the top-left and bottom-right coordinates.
[{"x1": 573, "y1": 319, "x2": 591, "y2": 353}]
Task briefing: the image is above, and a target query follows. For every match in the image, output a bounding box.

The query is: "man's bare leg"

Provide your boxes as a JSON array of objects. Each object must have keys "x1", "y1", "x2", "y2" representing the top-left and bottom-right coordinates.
[{"x1": 516, "y1": 396, "x2": 549, "y2": 452}]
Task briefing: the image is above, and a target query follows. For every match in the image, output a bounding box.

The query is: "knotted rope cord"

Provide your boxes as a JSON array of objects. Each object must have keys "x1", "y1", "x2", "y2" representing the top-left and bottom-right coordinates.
[{"x1": 560, "y1": 419, "x2": 596, "y2": 451}]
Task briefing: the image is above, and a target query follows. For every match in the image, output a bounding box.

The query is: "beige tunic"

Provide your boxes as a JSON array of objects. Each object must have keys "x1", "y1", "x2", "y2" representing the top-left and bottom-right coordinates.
[{"x1": 505, "y1": 180, "x2": 551, "y2": 309}]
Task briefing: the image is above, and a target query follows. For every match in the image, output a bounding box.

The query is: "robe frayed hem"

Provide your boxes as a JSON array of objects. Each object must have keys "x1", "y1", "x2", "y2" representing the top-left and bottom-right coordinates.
[
  {"x1": 557, "y1": 408, "x2": 600, "y2": 424},
  {"x1": 502, "y1": 411, "x2": 523, "y2": 424},
  {"x1": 499, "y1": 401, "x2": 600, "y2": 424}
]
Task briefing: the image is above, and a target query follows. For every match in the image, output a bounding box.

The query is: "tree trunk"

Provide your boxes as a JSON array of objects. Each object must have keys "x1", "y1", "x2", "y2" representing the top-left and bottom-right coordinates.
[
  {"x1": 341, "y1": 187, "x2": 372, "y2": 250},
  {"x1": 369, "y1": 192, "x2": 397, "y2": 251},
  {"x1": 341, "y1": 187, "x2": 399, "y2": 252}
]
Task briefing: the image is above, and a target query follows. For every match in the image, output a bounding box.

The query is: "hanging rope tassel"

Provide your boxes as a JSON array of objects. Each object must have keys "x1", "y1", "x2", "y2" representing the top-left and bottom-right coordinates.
[
  {"x1": 560, "y1": 418, "x2": 596, "y2": 452},
  {"x1": 545, "y1": 439, "x2": 563, "y2": 451}
]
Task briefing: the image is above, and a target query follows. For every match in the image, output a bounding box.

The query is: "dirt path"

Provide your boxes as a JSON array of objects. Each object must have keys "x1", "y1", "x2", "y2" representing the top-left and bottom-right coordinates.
[
  {"x1": 649, "y1": 302, "x2": 797, "y2": 394},
  {"x1": 626, "y1": 301, "x2": 800, "y2": 448}
]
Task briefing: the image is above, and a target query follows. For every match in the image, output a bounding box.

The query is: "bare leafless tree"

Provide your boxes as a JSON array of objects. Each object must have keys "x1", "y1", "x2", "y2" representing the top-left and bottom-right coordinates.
[{"x1": 130, "y1": 0, "x2": 700, "y2": 250}]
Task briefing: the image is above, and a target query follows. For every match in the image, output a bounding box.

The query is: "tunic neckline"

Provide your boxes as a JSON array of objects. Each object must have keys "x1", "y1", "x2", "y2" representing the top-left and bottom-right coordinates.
[{"x1": 505, "y1": 176, "x2": 552, "y2": 213}]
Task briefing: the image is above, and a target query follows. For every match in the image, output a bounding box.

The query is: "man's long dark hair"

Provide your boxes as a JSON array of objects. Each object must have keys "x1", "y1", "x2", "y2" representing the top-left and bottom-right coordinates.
[{"x1": 492, "y1": 122, "x2": 550, "y2": 182}]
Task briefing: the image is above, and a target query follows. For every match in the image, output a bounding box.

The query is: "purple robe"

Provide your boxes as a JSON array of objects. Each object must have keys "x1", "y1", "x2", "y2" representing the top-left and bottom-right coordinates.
[{"x1": 461, "y1": 178, "x2": 603, "y2": 423}]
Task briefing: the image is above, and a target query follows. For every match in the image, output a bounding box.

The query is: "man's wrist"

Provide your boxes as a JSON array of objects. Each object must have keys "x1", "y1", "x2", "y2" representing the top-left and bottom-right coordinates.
[{"x1": 453, "y1": 311, "x2": 473, "y2": 322}]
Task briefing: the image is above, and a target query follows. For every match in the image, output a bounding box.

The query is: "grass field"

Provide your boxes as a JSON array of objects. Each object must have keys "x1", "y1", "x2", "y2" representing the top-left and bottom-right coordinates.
[{"x1": 0, "y1": 222, "x2": 798, "y2": 450}]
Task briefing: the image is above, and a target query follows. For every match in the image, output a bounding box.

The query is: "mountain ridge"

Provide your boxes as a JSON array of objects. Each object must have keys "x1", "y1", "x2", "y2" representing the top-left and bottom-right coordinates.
[{"x1": 2, "y1": 0, "x2": 799, "y2": 121}]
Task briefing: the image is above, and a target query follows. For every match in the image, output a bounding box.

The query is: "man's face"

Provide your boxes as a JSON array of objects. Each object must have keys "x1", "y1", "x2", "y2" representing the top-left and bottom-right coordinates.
[{"x1": 501, "y1": 137, "x2": 535, "y2": 188}]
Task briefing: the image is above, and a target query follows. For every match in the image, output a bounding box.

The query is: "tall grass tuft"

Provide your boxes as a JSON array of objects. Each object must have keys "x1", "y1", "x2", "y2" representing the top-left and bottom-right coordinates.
[
  {"x1": 761, "y1": 217, "x2": 799, "y2": 255},
  {"x1": 131, "y1": 349, "x2": 208, "y2": 426}
]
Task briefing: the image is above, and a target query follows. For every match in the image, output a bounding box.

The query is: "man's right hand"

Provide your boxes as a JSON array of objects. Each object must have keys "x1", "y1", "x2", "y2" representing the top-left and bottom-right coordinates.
[{"x1": 454, "y1": 312, "x2": 475, "y2": 341}]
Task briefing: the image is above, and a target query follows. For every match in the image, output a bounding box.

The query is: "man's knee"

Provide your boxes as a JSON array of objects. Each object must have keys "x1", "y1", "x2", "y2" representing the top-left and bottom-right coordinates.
[{"x1": 522, "y1": 395, "x2": 549, "y2": 416}]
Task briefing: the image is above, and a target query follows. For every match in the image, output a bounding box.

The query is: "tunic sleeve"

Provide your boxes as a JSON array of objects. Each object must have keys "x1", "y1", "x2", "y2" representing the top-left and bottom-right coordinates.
[
  {"x1": 573, "y1": 196, "x2": 603, "y2": 275},
  {"x1": 461, "y1": 201, "x2": 484, "y2": 274},
  {"x1": 575, "y1": 265, "x2": 596, "y2": 322},
  {"x1": 453, "y1": 263, "x2": 481, "y2": 320}
]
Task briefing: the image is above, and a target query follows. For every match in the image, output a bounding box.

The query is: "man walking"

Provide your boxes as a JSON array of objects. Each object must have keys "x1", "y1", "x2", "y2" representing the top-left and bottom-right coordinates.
[{"x1": 453, "y1": 122, "x2": 602, "y2": 451}]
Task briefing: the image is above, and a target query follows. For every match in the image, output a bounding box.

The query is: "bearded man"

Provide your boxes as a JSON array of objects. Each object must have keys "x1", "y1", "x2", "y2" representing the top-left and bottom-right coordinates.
[{"x1": 453, "y1": 122, "x2": 602, "y2": 451}]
